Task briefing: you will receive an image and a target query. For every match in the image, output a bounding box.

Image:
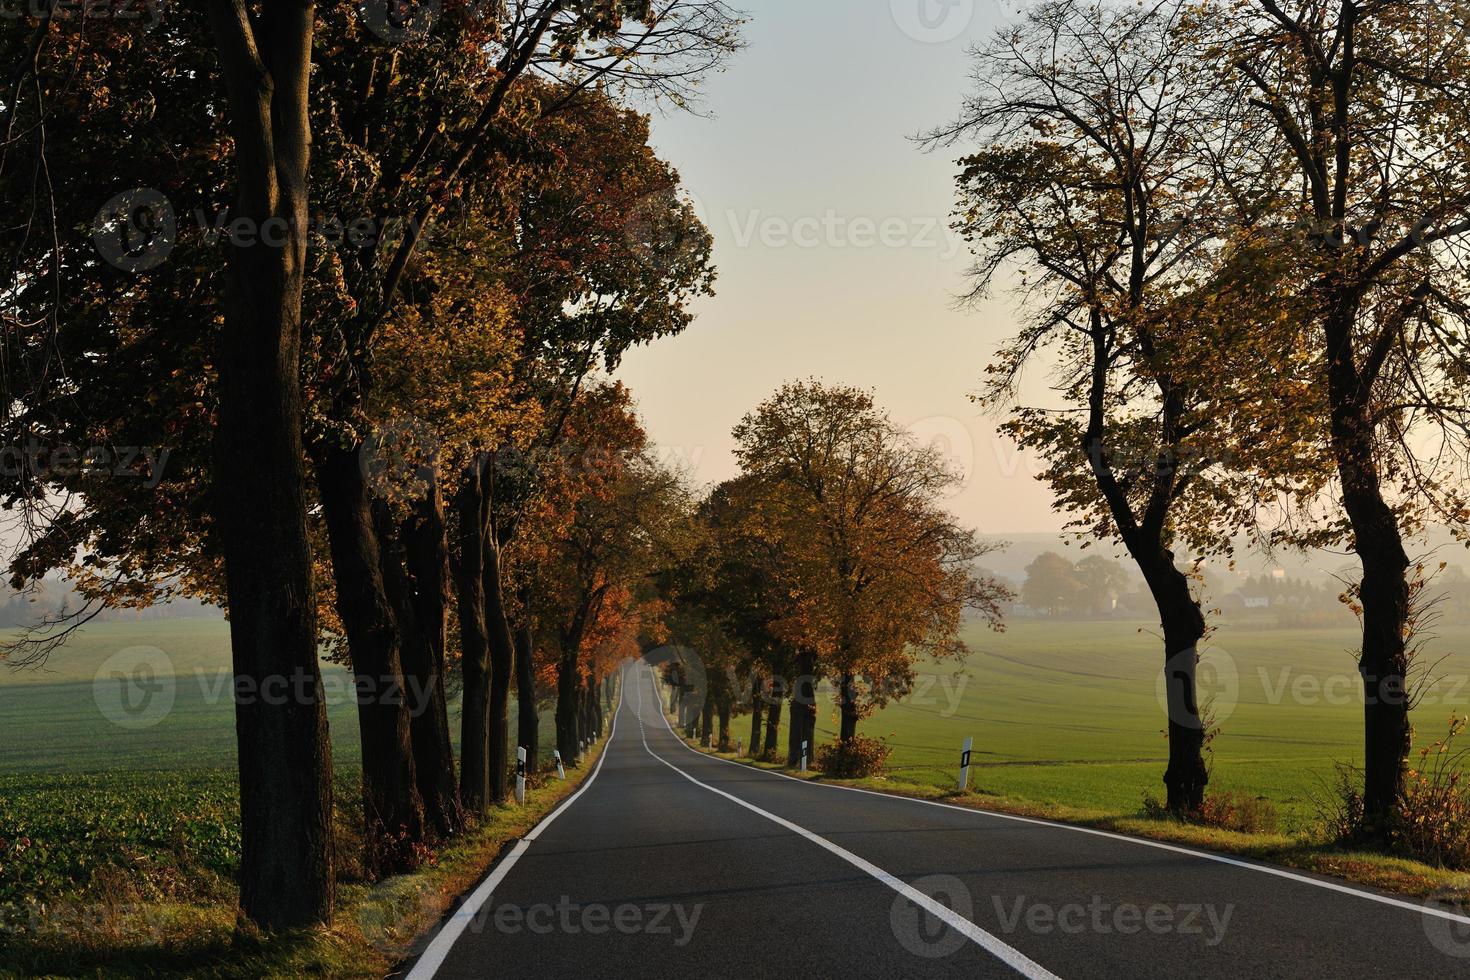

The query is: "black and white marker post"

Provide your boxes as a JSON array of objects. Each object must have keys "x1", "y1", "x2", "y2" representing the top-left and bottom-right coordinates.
[
  {"x1": 958, "y1": 737, "x2": 973, "y2": 792},
  {"x1": 800, "y1": 740, "x2": 809, "y2": 773},
  {"x1": 554, "y1": 749, "x2": 566, "y2": 780},
  {"x1": 515, "y1": 746, "x2": 527, "y2": 804}
]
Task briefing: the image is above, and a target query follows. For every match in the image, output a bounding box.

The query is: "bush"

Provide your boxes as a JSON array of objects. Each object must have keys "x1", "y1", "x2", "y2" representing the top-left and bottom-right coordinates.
[
  {"x1": 814, "y1": 736, "x2": 891, "y2": 778},
  {"x1": 1396, "y1": 716, "x2": 1470, "y2": 869},
  {"x1": 1197, "y1": 792, "x2": 1279, "y2": 834},
  {"x1": 1315, "y1": 717, "x2": 1470, "y2": 869}
]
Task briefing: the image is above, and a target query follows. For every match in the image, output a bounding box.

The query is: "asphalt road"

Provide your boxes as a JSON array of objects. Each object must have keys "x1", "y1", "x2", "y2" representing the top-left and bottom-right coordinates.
[{"x1": 400, "y1": 661, "x2": 1470, "y2": 978}]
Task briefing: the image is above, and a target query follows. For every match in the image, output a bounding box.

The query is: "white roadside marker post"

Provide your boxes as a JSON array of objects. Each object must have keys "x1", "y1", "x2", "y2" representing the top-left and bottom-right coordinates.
[
  {"x1": 515, "y1": 746, "x2": 527, "y2": 804},
  {"x1": 800, "y1": 740, "x2": 809, "y2": 773},
  {"x1": 958, "y1": 737, "x2": 973, "y2": 792},
  {"x1": 554, "y1": 749, "x2": 566, "y2": 780},
  {"x1": 736, "y1": 738, "x2": 743, "y2": 757}
]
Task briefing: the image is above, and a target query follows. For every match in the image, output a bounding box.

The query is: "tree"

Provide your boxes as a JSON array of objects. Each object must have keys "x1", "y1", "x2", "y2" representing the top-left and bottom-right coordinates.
[
  {"x1": 700, "y1": 476, "x2": 803, "y2": 758},
  {"x1": 1021, "y1": 552, "x2": 1083, "y2": 615},
  {"x1": 932, "y1": 0, "x2": 1309, "y2": 813},
  {"x1": 1075, "y1": 555, "x2": 1130, "y2": 616},
  {"x1": 204, "y1": 0, "x2": 336, "y2": 928},
  {"x1": 1220, "y1": 0, "x2": 1470, "y2": 838},
  {"x1": 731, "y1": 381, "x2": 1009, "y2": 749}
]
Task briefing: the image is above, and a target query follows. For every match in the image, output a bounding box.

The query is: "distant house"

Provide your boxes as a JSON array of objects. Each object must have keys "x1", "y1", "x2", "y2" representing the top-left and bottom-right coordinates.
[{"x1": 1222, "y1": 589, "x2": 1271, "y2": 611}]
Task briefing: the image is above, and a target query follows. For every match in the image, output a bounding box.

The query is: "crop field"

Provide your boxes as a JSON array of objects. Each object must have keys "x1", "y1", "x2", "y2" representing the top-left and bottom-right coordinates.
[{"x1": 0, "y1": 619, "x2": 561, "y2": 923}]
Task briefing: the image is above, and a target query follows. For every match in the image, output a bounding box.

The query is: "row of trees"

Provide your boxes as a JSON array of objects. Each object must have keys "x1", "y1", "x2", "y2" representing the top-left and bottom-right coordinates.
[
  {"x1": 658, "y1": 381, "x2": 1011, "y2": 762},
  {"x1": 936, "y1": 0, "x2": 1470, "y2": 830},
  {"x1": 0, "y1": 2, "x2": 742, "y2": 929}
]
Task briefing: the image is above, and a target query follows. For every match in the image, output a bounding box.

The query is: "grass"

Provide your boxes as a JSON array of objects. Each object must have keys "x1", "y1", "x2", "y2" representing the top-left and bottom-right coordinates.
[
  {"x1": 798, "y1": 617, "x2": 1470, "y2": 830},
  {"x1": 0, "y1": 618, "x2": 606, "y2": 978}
]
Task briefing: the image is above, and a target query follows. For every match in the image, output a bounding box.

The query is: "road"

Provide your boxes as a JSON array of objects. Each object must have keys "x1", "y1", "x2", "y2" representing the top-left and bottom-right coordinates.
[{"x1": 400, "y1": 661, "x2": 1470, "y2": 978}]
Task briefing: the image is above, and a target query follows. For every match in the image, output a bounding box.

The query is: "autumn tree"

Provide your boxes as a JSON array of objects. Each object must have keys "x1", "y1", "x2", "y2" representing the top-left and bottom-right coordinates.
[
  {"x1": 1021, "y1": 552, "x2": 1084, "y2": 615},
  {"x1": 1217, "y1": 0, "x2": 1470, "y2": 838},
  {"x1": 700, "y1": 476, "x2": 803, "y2": 757},
  {"x1": 932, "y1": 0, "x2": 1311, "y2": 814},
  {"x1": 0, "y1": 0, "x2": 738, "y2": 903},
  {"x1": 732, "y1": 381, "x2": 1008, "y2": 753}
]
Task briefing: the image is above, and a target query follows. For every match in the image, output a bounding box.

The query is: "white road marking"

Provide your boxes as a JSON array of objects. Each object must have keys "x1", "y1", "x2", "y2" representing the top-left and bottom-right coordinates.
[
  {"x1": 632, "y1": 668, "x2": 1062, "y2": 980},
  {"x1": 406, "y1": 677, "x2": 626, "y2": 980},
  {"x1": 646, "y1": 668, "x2": 1470, "y2": 929}
]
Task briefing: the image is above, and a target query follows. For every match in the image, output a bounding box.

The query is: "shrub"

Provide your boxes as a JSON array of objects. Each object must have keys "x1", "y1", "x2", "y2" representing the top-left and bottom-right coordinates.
[
  {"x1": 814, "y1": 735, "x2": 891, "y2": 778},
  {"x1": 1197, "y1": 792, "x2": 1279, "y2": 834},
  {"x1": 1315, "y1": 717, "x2": 1470, "y2": 869},
  {"x1": 1396, "y1": 716, "x2": 1470, "y2": 869},
  {"x1": 1140, "y1": 793, "x2": 1170, "y2": 820}
]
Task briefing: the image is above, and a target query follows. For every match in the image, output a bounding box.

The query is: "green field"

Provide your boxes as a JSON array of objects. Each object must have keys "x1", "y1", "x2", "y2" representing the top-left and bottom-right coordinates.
[
  {"x1": 0, "y1": 619, "x2": 561, "y2": 772},
  {"x1": 806, "y1": 618, "x2": 1470, "y2": 830}
]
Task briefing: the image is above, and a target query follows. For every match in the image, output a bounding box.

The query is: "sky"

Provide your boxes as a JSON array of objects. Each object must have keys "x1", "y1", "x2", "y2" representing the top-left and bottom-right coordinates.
[{"x1": 614, "y1": 0, "x2": 1060, "y2": 536}]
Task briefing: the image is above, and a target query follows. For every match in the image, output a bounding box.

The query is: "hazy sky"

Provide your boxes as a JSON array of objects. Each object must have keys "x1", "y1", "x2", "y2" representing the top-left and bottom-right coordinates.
[{"x1": 616, "y1": 0, "x2": 1061, "y2": 535}]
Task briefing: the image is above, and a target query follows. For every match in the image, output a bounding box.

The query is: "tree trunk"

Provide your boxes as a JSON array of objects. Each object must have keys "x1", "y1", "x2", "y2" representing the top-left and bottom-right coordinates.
[
  {"x1": 395, "y1": 487, "x2": 461, "y2": 838},
  {"x1": 749, "y1": 675, "x2": 763, "y2": 753},
  {"x1": 701, "y1": 698, "x2": 715, "y2": 748},
  {"x1": 718, "y1": 703, "x2": 731, "y2": 751},
  {"x1": 514, "y1": 616, "x2": 539, "y2": 774},
  {"x1": 1326, "y1": 301, "x2": 1412, "y2": 837},
  {"x1": 453, "y1": 461, "x2": 492, "y2": 813},
  {"x1": 837, "y1": 671, "x2": 860, "y2": 742},
  {"x1": 762, "y1": 698, "x2": 782, "y2": 756},
  {"x1": 556, "y1": 623, "x2": 585, "y2": 766},
  {"x1": 206, "y1": 0, "x2": 333, "y2": 930},
  {"x1": 483, "y1": 537, "x2": 516, "y2": 804},
  {"x1": 314, "y1": 443, "x2": 425, "y2": 874},
  {"x1": 787, "y1": 650, "x2": 818, "y2": 767},
  {"x1": 1138, "y1": 555, "x2": 1210, "y2": 816},
  {"x1": 591, "y1": 679, "x2": 605, "y2": 738}
]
